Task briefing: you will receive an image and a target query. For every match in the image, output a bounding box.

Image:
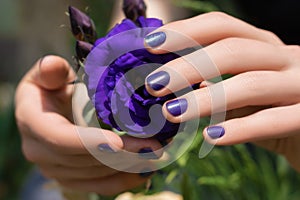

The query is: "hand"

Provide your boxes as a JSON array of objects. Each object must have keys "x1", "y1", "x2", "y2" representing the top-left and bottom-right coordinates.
[
  {"x1": 144, "y1": 12, "x2": 300, "y2": 172},
  {"x1": 15, "y1": 55, "x2": 163, "y2": 196}
]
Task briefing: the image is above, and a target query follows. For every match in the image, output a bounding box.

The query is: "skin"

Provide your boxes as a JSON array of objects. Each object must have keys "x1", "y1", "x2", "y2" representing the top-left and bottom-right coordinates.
[
  {"x1": 15, "y1": 55, "x2": 163, "y2": 196},
  {"x1": 145, "y1": 12, "x2": 300, "y2": 172},
  {"x1": 15, "y1": 11, "x2": 300, "y2": 196}
]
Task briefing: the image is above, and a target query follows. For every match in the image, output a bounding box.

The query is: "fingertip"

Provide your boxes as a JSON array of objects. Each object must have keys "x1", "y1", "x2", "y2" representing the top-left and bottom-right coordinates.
[
  {"x1": 144, "y1": 70, "x2": 172, "y2": 97},
  {"x1": 202, "y1": 125, "x2": 228, "y2": 146},
  {"x1": 38, "y1": 55, "x2": 74, "y2": 90},
  {"x1": 121, "y1": 135, "x2": 164, "y2": 158},
  {"x1": 71, "y1": 126, "x2": 124, "y2": 155},
  {"x1": 162, "y1": 101, "x2": 184, "y2": 124},
  {"x1": 90, "y1": 127, "x2": 125, "y2": 151},
  {"x1": 144, "y1": 31, "x2": 167, "y2": 54}
]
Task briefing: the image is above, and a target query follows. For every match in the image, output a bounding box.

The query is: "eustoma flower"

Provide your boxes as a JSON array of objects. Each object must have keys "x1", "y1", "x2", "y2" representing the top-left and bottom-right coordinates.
[{"x1": 69, "y1": 1, "x2": 193, "y2": 141}]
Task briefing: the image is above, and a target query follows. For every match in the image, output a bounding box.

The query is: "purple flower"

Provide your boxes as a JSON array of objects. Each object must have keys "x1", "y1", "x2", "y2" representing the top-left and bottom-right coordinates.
[
  {"x1": 123, "y1": 0, "x2": 147, "y2": 21},
  {"x1": 84, "y1": 16, "x2": 187, "y2": 141}
]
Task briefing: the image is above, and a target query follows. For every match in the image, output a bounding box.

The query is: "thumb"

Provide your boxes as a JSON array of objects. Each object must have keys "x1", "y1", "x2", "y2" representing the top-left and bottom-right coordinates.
[{"x1": 30, "y1": 55, "x2": 76, "y2": 90}]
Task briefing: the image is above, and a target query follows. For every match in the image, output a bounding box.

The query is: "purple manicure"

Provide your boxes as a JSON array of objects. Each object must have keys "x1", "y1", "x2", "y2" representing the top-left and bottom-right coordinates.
[
  {"x1": 166, "y1": 99, "x2": 188, "y2": 117},
  {"x1": 146, "y1": 71, "x2": 170, "y2": 91},
  {"x1": 207, "y1": 126, "x2": 225, "y2": 139}
]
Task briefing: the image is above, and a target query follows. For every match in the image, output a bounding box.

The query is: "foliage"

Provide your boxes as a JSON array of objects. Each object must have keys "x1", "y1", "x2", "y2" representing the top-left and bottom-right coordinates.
[
  {"x1": 0, "y1": 85, "x2": 32, "y2": 200},
  {"x1": 148, "y1": 119, "x2": 300, "y2": 199}
]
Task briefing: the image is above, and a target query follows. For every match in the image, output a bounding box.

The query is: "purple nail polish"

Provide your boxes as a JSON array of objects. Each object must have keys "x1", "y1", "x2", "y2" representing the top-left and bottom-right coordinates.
[
  {"x1": 207, "y1": 126, "x2": 225, "y2": 139},
  {"x1": 98, "y1": 144, "x2": 116, "y2": 153},
  {"x1": 166, "y1": 99, "x2": 188, "y2": 117},
  {"x1": 146, "y1": 71, "x2": 170, "y2": 91},
  {"x1": 138, "y1": 148, "x2": 159, "y2": 159},
  {"x1": 158, "y1": 140, "x2": 169, "y2": 147},
  {"x1": 144, "y1": 31, "x2": 166, "y2": 48}
]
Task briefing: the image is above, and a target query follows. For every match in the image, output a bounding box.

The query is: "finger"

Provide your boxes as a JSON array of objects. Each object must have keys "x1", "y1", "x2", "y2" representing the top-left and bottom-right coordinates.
[
  {"x1": 39, "y1": 164, "x2": 118, "y2": 180},
  {"x1": 226, "y1": 106, "x2": 269, "y2": 120},
  {"x1": 144, "y1": 12, "x2": 283, "y2": 54},
  {"x1": 17, "y1": 104, "x2": 124, "y2": 155},
  {"x1": 16, "y1": 56, "x2": 119, "y2": 155},
  {"x1": 161, "y1": 71, "x2": 290, "y2": 123},
  {"x1": 93, "y1": 135, "x2": 163, "y2": 172},
  {"x1": 121, "y1": 135, "x2": 163, "y2": 157},
  {"x1": 27, "y1": 55, "x2": 76, "y2": 90},
  {"x1": 21, "y1": 135, "x2": 108, "y2": 167},
  {"x1": 59, "y1": 172, "x2": 154, "y2": 196},
  {"x1": 202, "y1": 104, "x2": 300, "y2": 145},
  {"x1": 145, "y1": 38, "x2": 288, "y2": 97}
]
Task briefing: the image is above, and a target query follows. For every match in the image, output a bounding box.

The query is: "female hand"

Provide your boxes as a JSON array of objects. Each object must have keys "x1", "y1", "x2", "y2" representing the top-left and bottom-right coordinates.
[
  {"x1": 15, "y1": 55, "x2": 163, "y2": 196},
  {"x1": 144, "y1": 12, "x2": 300, "y2": 172}
]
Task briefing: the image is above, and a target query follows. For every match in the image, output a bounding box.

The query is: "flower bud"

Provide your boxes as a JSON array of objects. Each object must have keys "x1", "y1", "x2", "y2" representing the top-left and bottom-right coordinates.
[
  {"x1": 123, "y1": 0, "x2": 147, "y2": 21},
  {"x1": 68, "y1": 6, "x2": 97, "y2": 43},
  {"x1": 76, "y1": 40, "x2": 93, "y2": 62}
]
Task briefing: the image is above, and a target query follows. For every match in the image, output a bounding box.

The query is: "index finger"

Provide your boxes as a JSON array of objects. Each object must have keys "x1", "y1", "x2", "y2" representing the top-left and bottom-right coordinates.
[{"x1": 144, "y1": 12, "x2": 283, "y2": 54}]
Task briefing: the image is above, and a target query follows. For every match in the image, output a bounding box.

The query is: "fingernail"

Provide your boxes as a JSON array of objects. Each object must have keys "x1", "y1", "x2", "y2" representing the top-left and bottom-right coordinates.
[
  {"x1": 138, "y1": 148, "x2": 159, "y2": 159},
  {"x1": 145, "y1": 31, "x2": 166, "y2": 48},
  {"x1": 139, "y1": 168, "x2": 155, "y2": 178},
  {"x1": 146, "y1": 71, "x2": 170, "y2": 91},
  {"x1": 166, "y1": 99, "x2": 188, "y2": 117},
  {"x1": 207, "y1": 126, "x2": 225, "y2": 139},
  {"x1": 98, "y1": 144, "x2": 116, "y2": 153},
  {"x1": 158, "y1": 140, "x2": 169, "y2": 147}
]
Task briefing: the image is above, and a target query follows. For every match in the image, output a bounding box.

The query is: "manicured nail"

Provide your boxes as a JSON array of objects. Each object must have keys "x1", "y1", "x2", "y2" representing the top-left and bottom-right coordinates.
[
  {"x1": 207, "y1": 126, "x2": 225, "y2": 139},
  {"x1": 138, "y1": 148, "x2": 159, "y2": 159},
  {"x1": 146, "y1": 71, "x2": 170, "y2": 91},
  {"x1": 158, "y1": 140, "x2": 169, "y2": 147},
  {"x1": 98, "y1": 144, "x2": 116, "y2": 153},
  {"x1": 139, "y1": 168, "x2": 155, "y2": 178},
  {"x1": 166, "y1": 99, "x2": 188, "y2": 117},
  {"x1": 145, "y1": 31, "x2": 166, "y2": 48}
]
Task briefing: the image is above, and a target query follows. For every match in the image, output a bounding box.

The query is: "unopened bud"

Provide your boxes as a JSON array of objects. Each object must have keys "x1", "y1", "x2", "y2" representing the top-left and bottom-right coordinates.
[
  {"x1": 76, "y1": 40, "x2": 93, "y2": 62},
  {"x1": 68, "y1": 6, "x2": 97, "y2": 43},
  {"x1": 123, "y1": 0, "x2": 147, "y2": 21}
]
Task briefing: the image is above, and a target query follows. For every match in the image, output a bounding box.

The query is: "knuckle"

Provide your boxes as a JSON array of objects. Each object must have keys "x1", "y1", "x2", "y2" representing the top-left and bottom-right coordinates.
[
  {"x1": 284, "y1": 45, "x2": 300, "y2": 59},
  {"x1": 236, "y1": 72, "x2": 264, "y2": 94},
  {"x1": 218, "y1": 38, "x2": 245, "y2": 67},
  {"x1": 259, "y1": 29, "x2": 282, "y2": 44},
  {"x1": 204, "y1": 11, "x2": 231, "y2": 22},
  {"x1": 221, "y1": 37, "x2": 244, "y2": 52}
]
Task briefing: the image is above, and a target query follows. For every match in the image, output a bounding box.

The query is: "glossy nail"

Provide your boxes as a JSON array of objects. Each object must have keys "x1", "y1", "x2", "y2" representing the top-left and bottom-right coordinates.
[
  {"x1": 166, "y1": 99, "x2": 188, "y2": 117},
  {"x1": 139, "y1": 168, "x2": 155, "y2": 178},
  {"x1": 138, "y1": 148, "x2": 159, "y2": 159},
  {"x1": 98, "y1": 144, "x2": 116, "y2": 153},
  {"x1": 145, "y1": 31, "x2": 166, "y2": 48},
  {"x1": 207, "y1": 126, "x2": 225, "y2": 139},
  {"x1": 146, "y1": 71, "x2": 170, "y2": 91}
]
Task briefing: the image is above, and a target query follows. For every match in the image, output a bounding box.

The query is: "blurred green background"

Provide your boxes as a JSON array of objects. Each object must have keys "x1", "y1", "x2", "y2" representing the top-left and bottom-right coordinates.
[{"x1": 0, "y1": 0, "x2": 299, "y2": 200}]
